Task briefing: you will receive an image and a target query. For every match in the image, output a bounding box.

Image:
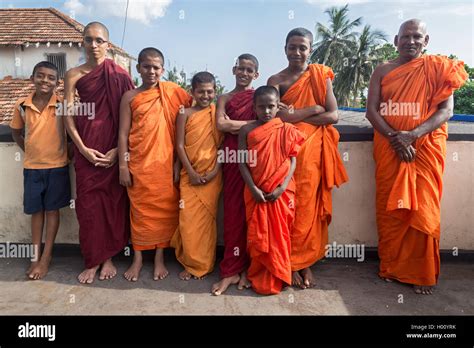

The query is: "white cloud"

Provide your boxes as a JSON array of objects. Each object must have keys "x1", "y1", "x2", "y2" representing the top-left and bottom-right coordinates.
[{"x1": 63, "y1": 0, "x2": 173, "y2": 25}]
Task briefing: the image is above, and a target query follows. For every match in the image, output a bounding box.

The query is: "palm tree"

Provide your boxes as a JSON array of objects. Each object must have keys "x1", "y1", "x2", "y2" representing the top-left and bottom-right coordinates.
[
  {"x1": 334, "y1": 25, "x2": 386, "y2": 106},
  {"x1": 311, "y1": 4, "x2": 362, "y2": 70}
]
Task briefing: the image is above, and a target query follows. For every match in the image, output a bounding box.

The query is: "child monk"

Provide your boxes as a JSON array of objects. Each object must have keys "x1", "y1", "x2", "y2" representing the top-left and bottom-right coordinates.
[
  {"x1": 118, "y1": 47, "x2": 192, "y2": 281},
  {"x1": 211, "y1": 54, "x2": 259, "y2": 295},
  {"x1": 171, "y1": 72, "x2": 223, "y2": 280},
  {"x1": 267, "y1": 28, "x2": 348, "y2": 289},
  {"x1": 238, "y1": 86, "x2": 305, "y2": 295},
  {"x1": 10, "y1": 61, "x2": 71, "y2": 280}
]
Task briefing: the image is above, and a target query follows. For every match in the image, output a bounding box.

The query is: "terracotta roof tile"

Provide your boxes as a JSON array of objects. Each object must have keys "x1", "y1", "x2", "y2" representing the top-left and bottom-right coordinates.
[{"x1": 0, "y1": 8, "x2": 133, "y2": 59}]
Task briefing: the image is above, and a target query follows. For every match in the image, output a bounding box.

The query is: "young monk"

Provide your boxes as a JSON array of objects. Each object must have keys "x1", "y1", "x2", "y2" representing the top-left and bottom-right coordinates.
[
  {"x1": 64, "y1": 22, "x2": 134, "y2": 284},
  {"x1": 366, "y1": 19, "x2": 468, "y2": 295},
  {"x1": 267, "y1": 27, "x2": 348, "y2": 289},
  {"x1": 211, "y1": 54, "x2": 259, "y2": 295},
  {"x1": 171, "y1": 72, "x2": 223, "y2": 280},
  {"x1": 238, "y1": 86, "x2": 305, "y2": 295},
  {"x1": 10, "y1": 61, "x2": 71, "y2": 280},
  {"x1": 118, "y1": 47, "x2": 192, "y2": 282}
]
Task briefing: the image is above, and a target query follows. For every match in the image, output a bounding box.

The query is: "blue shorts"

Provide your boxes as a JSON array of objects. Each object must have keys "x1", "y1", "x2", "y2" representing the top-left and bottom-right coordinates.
[{"x1": 23, "y1": 165, "x2": 71, "y2": 214}]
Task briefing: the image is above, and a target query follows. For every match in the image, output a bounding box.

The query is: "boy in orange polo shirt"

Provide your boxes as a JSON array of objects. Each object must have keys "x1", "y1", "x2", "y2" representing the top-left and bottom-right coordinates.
[{"x1": 10, "y1": 61, "x2": 71, "y2": 280}]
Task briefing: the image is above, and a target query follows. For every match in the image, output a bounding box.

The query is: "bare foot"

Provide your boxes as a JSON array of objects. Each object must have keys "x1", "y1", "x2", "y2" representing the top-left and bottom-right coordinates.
[
  {"x1": 153, "y1": 249, "x2": 169, "y2": 280},
  {"x1": 237, "y1": 271, "x2": 251, "y2": 290},
  {"x1": 179, "y1": 270, "x2": 193, "y2": 281},
  {"x1": 300, "y1": 268, "x2": 316, "y2": 288},
  {"x1": 124, "y1": 253, "x2": 143, "y2": 282},
  {"x1": 414, "y1": 285, "x2": 433, "y2": 295},
  {"x1": 380, "y1": 276, "x2": 394, "y2": 283},
  {"x1": 28, "y1": 258, "x2": 51, "y2": 280},
  {"x1": 193, "y1": 274, "x2": 207, "y2": 280},
  {"x1": 292, "y1": 271, "x2": 306, "y2": 289},
  {"x1": 99, "y1": 258, "x2": 117, "y2": 280},
  {"x1": 78, "y1": 265, "x2": 100, "y2": 284},
  {"x1": 211, "y1": 274, "x2": 240, "y2": 296},
  {"x1": 26, "y1": 261, "x2": 39, "y2": 276}
]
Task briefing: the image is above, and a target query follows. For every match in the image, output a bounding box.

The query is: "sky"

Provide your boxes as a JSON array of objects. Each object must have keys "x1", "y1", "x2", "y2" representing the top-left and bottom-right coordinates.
[{"x1": 2, "y1": 0, "x2": 473, "y2": 90}]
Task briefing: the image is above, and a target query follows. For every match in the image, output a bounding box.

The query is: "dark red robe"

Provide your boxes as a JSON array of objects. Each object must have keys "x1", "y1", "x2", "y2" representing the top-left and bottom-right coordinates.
[
  {"x1": 74, "y1": 59, "x2": 134, "y2": 268},
  {"x1": 220, "y1": 89, "x2": 255, "y2": 278}
]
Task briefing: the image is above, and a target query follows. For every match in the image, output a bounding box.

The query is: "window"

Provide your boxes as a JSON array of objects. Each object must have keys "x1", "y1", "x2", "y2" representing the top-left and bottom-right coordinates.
[{"x1": 46, "y1": 53, "x2": 66, "y2": 79}]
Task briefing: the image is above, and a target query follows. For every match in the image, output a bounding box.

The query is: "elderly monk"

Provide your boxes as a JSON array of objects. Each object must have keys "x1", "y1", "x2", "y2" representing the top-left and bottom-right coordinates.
[
  {"x1": 267, "y1": 28, "x2": 348, "y2": 289},
  {"x1": 64, "y1": 22, "x2": 135, "y2": 284},
  {"x1": 366, "y1": 19, "x2": 468, "y2": 295}
]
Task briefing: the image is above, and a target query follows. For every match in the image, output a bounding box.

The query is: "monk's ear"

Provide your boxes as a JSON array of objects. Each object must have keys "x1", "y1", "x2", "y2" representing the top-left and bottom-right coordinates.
[
  {"x1": 424, "y1": 34, "x2": 430, "y2": 46},
  {"x1": 253, "y1": 71, "x2": 260, "y2": 80},
  {"x1": 136, "y1": 63, "x2": 140, "y2": 74},
  {"x1": 232, "y1": 66, "x2": 237, "y2": 75},
  {"x1": 30, "y1": 74, "x2": 34, "y2": 83},
  {"x1": 394, "y1": 35, "x2": 399, "y2": 47}
]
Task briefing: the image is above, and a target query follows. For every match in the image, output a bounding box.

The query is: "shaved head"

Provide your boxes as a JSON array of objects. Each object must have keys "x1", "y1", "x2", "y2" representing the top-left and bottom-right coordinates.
[
  {"x1": 83, "y1": 21, "x2": 109, "y2": 40},
  {"x1": 398, "y1": 19, "x2": 427, "y2": 36}
]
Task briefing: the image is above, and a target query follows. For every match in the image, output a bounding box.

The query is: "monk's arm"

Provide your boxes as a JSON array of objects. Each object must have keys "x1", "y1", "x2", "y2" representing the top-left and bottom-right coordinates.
[
  {"x1": 238, "y1": 125, "x2": 266, "y2": 203},
  {"x1": 216, "y1": 95, "x2": 253, "y2": 134},
  {"x1": 266, "y1": 156, "x2": 297, "y2": 202},
  {"x1": 11, "y1": 129, "x2": 25, "y2": 151},
  {"x1": 267, "y1": 77, "x2": 324, "y2": 123},
  {"x1": 366, "y1": 68, "x2": 416, "y2": 162},
  {"x1": 118, "y1": 92, "x2": 133, "y2": 187},
  {"x1": 303, "y1": 78, "x2": 338, "y2": 125},
  {"x1": 411, "y1": 95, "x2": 454, "y2": 138},
  {"x1": 176, "y1": 110, "x2": 206, "y2": 185},
  {"x1": 63, "y1": 70, "x2": 108, "y2": 165},
  {"x1": 365, "y1": 68, "x2": 397, "y2": 137}
]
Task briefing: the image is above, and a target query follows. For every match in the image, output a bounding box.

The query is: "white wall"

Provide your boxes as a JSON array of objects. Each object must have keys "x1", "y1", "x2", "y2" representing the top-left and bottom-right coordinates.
[{"x1": 1, "y1": 141, "x2": 472, "y2": 249}]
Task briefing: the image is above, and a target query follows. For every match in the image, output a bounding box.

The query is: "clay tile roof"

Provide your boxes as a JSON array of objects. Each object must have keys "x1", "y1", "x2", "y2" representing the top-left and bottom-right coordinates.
[
  {"x1": 0, "y1": 7, "x2": 133, "y2": 59},
  {"x1": 0, "y1": 77, "x2": 64, "y2": 124}
]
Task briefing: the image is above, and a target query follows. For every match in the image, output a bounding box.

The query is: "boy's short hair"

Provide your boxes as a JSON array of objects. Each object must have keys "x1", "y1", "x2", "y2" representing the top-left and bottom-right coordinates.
[
  {"x1": 83, "y1": 21, "x2": 109, "y2": 39},
  {"x1": 138, "y1": 47, "x2": 165, "y2": 65},
  {"x1": 253, "y1": 85, "x2": 279, "y2": 103},
  {"x1": 32, "y1": 61, "x2": 59, "y2": 79},
  {"x1": 236, "y1": 53, "x2": 259, "y2": 72},
  {"x1": 191, "y1": 71, "x2": 216, "y2": 89},
  {"x1": 285, "y1": 27, "x2": 314, "y2": 46}
]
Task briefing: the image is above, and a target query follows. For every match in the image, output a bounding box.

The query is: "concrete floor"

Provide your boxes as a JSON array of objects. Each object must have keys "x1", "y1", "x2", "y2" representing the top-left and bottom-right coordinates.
[{"x1": 0, "y1": 254, "x2": 472, "y2": 315}]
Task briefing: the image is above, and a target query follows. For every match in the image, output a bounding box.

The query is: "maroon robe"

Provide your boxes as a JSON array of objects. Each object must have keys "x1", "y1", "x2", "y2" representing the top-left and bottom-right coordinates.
[
  {"x1": 220, "y1": 89, "x2": 255, "y2": 278},
  {"x1": 74, "y1": 59, "x2": 134, "y2": 268}
]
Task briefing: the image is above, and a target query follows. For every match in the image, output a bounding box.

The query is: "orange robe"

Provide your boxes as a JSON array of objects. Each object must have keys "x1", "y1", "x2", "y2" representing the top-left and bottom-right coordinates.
[
  {"x1": 374, "y1": 55, "x2": 468, "y2": 286},
  {"x1": 171, "y1": 104, "x2": 223, "y2": 277},
  {"x1": 281, "y1": 64, "x2": 348, "y2": 272},
  {"x1": 245, "y1": 118, "x2": 306, "y2": 295},
  {"x1": 128, "y1": 82, "x2": 191, "y2": 250}
]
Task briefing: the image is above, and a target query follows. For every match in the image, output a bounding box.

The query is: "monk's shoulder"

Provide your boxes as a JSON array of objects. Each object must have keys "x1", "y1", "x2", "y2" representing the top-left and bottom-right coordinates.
[
  {"x1": 218, "y1": 92, "x2": 232, "y2": 105},
  {"x1": 267, "y1": 70, "x2": 287, "y2": 86},
  {"x1": 64, "y1": 65, "x2": 86, "y2": 85},
  {"x1": 122, "y1": 88, "x2": 140, "y2": 103},
  {"x1": 373, "y1": 61, "x2": 398, "y2": 80}
]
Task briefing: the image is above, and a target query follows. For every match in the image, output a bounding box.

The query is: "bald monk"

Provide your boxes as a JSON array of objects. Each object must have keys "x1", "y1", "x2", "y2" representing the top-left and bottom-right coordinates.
[
  {"x1": 239, "y1": 86, "x2": 305, "y2": 295},
  {"x1": 211, "y1": 54, "x2": 259, "y2": 295},
  {"x1": 171, "y1": 72, "x2": 223, "y2": 280},
  {"x1": 118, "y1": 47, "x2": 192, "y2": 282},
  {"x1": 366, "y1": 19, "x2": 468, "y2": 295},
  {"x1": 64, "y1": 22, "x2": 134, "y2": 284},
  {"x1": 267, "y1": 28, "x2": 348, "y2": 289}
]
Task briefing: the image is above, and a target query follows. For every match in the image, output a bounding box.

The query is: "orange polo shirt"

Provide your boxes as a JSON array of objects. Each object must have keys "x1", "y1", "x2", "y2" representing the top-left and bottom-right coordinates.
[{"x1": 10, "y1": 92, "x2": 68, "y2": 169}]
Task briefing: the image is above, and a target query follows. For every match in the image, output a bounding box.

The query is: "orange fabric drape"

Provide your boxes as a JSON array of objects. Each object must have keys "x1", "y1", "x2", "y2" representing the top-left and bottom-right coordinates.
[
  {"x1": 128, "y1": 82, "x2": 192, "y2": 250},
  {"x1": 245, "y1": 118, "x2": 305, "y2": 294},
  {"x1": 374, "y1": 55, "x2": 468, "y2": 286},
  {"x1": 171, "y1": 104, "x2": 223, "y2": 277},
  {"x1": 281, "y1": 64, "x2": 348, "y2": 271}
]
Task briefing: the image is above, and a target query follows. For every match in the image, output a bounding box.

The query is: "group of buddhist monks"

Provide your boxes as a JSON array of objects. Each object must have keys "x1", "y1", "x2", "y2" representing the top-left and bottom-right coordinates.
[{"x1": 62, "y1": 19, "x2": 467, "y2": 296}]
